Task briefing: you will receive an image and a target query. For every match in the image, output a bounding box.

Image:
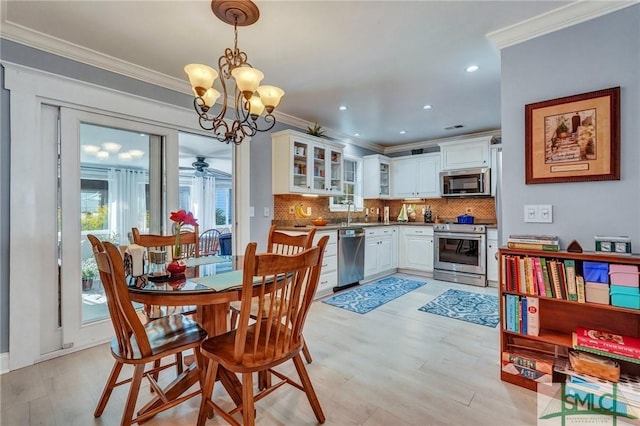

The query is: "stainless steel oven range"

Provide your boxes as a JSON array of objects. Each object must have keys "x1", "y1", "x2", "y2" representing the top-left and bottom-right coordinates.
[{"x1": 433, "y1": 223, "x2": 487, "y2": 287}]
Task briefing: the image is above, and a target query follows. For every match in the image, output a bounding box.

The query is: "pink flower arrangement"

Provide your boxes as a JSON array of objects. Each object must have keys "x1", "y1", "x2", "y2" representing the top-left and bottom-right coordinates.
[{"x1": 170, "y1": 210, "x2": 198, "y2": 258}]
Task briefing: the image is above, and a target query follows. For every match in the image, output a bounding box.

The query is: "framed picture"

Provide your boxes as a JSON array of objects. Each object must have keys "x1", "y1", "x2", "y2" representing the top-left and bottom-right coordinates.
[{"x1": 525, "y1": 87, "x2": 620, "y2": 184}]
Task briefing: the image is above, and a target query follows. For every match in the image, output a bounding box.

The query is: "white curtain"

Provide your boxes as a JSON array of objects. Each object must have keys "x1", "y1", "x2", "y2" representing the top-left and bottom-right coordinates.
[
  {"x1": 108, "y1": 168, "x2": 148, "y2": 243},
  {"x1": 191, "y1": 176, "x2": 217, "y2": 231}
]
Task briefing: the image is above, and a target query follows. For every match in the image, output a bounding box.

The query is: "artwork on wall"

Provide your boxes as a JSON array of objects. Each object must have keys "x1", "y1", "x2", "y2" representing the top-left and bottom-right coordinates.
[{"x1": 525, "y1": 87, "x2": 620, "y2": 184}]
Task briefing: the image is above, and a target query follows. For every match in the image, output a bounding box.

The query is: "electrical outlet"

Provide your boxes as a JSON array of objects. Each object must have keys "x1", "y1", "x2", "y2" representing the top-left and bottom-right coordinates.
[
  {"x1": 524, "y1": 205, "x2": 537, "y2": 223},
  {"x1": 539, "y1": 204, "x2": 553, "y2": 223},
  {"x1": 306, "y1": 207, "x2": 312, "y2": 216},
  {"x1": 264, "y1": 207, "x2": 270, "y2": 217},
  {"x1": 289, "y1": 206, "x2": 295, "y2": 214}
]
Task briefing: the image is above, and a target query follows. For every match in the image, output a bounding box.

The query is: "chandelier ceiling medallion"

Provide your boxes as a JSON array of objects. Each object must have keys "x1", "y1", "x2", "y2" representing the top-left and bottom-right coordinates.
[{"x1": 184, "y1": 0, "x2": 285, "y2": 145}]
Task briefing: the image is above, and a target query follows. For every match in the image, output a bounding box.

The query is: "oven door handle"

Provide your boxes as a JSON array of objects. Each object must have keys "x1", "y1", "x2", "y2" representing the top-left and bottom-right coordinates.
[{"x1": 435, "y1": 232, "x2": 485, "y2": 240}]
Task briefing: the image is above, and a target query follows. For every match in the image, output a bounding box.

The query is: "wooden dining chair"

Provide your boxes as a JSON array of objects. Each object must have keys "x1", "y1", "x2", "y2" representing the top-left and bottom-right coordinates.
[
  {"x1": 229, "y1": 225, "x2": 316, "y2": 364},
  {"x1": 199, "y1": 228, "x2": 221, "y2": 256},
  {"x1": 132, "y1": 225, "x2": 200, "y2": 260},
  {"x1": 197, "y1": 236, "x2": 329, "y2": 426},
  {"x1": 87, "y1": 235, "x2": 207, "y2": 426}
]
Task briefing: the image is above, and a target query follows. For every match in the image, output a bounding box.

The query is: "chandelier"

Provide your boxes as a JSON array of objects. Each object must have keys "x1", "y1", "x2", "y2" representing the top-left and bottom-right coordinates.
[{"x1": 184, "y1": 0, "x2": 285, "y2": 145}]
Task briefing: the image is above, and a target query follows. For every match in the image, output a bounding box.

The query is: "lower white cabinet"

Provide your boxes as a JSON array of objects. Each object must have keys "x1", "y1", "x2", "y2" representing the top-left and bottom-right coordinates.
[
  {"x1": 486, "y1": 228, "x2": 499, "y2": 286},
  {"x1": 364, "y1": 226, "x2": 398, "y2": 279},
  {"x1": 399, "y1": 226, "x2": 434, "y2": 272},
  {"x1": 314, "y1": 230, "x2": 338, "y2": 299}
]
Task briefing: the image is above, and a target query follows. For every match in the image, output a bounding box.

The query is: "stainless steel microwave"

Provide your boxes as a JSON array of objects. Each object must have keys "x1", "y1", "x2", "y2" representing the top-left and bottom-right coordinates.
[{"x1": 440, "y1": 167, "x2": 490, "y2": 197}]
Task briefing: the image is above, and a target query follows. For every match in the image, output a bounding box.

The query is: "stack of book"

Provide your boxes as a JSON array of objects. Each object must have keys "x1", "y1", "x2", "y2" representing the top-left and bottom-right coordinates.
[
  {"x1": 573, "y1": 327, "x2": 640, "y2": 365},
  {"x1": 501, "y1": 349, "x2": 555, "y2": 384},
  {"x1": 502, "y1": 295, "x2": 539, "y2": 336},
  {"x1": 507, "y1": 234, "x2": 560, "y2": 251}
]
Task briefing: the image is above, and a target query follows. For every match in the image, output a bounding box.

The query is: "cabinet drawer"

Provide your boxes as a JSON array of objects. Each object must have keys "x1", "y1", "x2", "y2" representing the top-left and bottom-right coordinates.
[
  {"x1": 315, "y1": 230, "x2": 337, "y2": 245},
  {"x1": 315, "y1": 271, "x2": 337, "y2": 299},
  {"x1": 365, "y1": 226, "x2": 395, "y2": 238},
  {"x1": 324, "y1": 242, "x2": 337, "y2": 257},
  {"x1": 402, "y1": 226, "x2": 433, "y2": 236},
  {"x1": 320, "y1": 253, "x2": 337, "y2": 274}
]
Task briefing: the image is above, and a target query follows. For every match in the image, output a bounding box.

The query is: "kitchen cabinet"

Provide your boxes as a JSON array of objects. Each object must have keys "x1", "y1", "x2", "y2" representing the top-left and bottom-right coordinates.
[
  {"x1": 438, "y1": 136, "x2": 490, "y2": 170},
  {"x1": 364, "y1": 226, "x2": 398, "y2": 279},
  {"x1": 271, "y1": 129, "x2": 344, "y2": 195},
  {"x1": 391, "y1": 153, "x2": 440, "y2": 199},
  {"x1": 486, "y1": 228, "x2": 498, "y2": 286},
  {"x1": 399, "y1": 226, "x2": 433, "y2": 272},
  {"x1": 363, "y1": 154, "x2": 391, "y2": 199},
  {"x1": 314, "y1": 229, "x2": 338, "y2": 299}
]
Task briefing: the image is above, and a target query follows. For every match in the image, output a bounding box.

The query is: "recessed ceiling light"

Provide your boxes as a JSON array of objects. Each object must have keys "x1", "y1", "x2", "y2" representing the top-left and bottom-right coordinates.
[
  {"x1": 339, "y1": 105, "x2": 348, "y2": 111},
  {"x1": 400, "y1": 130, "x2": 407, "y2": 135},
  {"x1": 423, "y1": 104, "x2": 432, "y2": 110},
  {"x1": 466, "y1": 65, "x2": 479, "y2": 73}
]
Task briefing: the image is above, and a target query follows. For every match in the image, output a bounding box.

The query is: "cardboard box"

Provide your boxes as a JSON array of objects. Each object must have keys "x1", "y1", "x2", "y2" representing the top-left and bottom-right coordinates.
[{"x1": 585, "y1": 282, "x2": 610, "y2": 305}]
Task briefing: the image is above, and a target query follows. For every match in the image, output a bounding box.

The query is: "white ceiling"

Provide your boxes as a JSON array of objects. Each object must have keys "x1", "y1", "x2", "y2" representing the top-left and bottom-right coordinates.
[{"x1": 1, "y1": 1, "x2": 633, "y2": 150}]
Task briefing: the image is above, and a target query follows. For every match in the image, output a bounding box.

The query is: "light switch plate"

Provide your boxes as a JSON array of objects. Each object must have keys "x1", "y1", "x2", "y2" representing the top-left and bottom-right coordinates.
[
  {"x1": 539, "y1": 204, "x2": 553, "y2": 223},
  {"x1": 264, "y1": 207, "x2": 270, "y2": 217},
  {"x1": 249, "y1": 206, "x2": 255, "y2": 217},
  {"x1": 524, "y1": 205, "x2": 537, "y2": 223}
]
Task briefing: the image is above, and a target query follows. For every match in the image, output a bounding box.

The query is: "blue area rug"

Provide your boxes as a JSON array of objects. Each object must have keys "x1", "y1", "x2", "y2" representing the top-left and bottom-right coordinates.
[
  {"x1": 418, "y1": 289, "x2": 499, "y2": 328},
  {"x1": 322, "y1": 277, "x2": 426, "y2": 314}
]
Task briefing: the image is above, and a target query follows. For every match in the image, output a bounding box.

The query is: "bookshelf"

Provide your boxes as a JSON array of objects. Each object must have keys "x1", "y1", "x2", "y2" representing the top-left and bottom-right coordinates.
[{"x1": 499, "y1": 247, "x2": 640, "y2": 391}]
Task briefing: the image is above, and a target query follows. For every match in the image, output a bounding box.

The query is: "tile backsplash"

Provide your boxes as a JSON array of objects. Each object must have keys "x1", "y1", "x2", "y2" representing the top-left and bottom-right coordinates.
[{"x1": 273, "y1": 195, "x2": 496, "y2": 225}]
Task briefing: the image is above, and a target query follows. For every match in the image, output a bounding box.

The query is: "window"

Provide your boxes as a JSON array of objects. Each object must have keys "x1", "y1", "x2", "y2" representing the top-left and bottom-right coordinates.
[{"x1": 329, "y1": 156, "x2": 363, "y2": 212}]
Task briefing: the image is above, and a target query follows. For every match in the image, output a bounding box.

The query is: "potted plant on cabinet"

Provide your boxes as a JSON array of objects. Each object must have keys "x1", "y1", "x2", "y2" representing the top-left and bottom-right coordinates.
[{"x1": 82, "y1": 257, "x2": 98, "y2": 291}]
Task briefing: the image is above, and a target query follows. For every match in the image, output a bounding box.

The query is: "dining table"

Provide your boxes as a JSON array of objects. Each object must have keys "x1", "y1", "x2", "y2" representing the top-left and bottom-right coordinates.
[{"x1": 128, "y1": 255, "x2": 249, "y2": 416}]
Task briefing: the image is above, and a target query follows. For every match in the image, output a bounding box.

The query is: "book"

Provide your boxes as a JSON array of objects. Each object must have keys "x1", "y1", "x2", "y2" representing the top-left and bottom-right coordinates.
[
  {"x1": 505, "y1": 294, "x2": 516, "y2": 332},
  {"x1": 573, "y1": 328, "x2": 640, "y2": 361},
  {"x1": 558, "y1": 261, "x2": 568, "y2": 300},
  {"x1": 521, "y1": 297, "x2": 528, "y2": 335},
  {"x1": 539, "y1": 258, "x2": 554, "y2": 298},
  {"x1": 526, "y1": 297, "x2": 540, "y2": 336},
  {"x1": 506, "y1": 242, "x2": 560, "y2": 251},
  {"x1": 548, "y1": 260, "x2": 563, "y2": 299},
  {"x1": 502, "y1": 350, "x2": 554, "y2": 374},
  {"x1": 518, "y1": 257, "x2": 526, "y2": 294},
  {"x1": 576, "y1": 275, "x2": 586, "y2": 303},
  {"x1": 564, "y1": 259, "x2": 578, "y2": 301},
  {"x1": 509, "y1": 234, "x2": 560, "y2": 242},
  {"x1": 532, "y1": 257, "x2": 546, "y2": 296},
  {"x1": 524, "y1": 257, "x2": 535, "y2": 295},
  {"x1": 501, "y1": 361, "x2": 552, "y2": 383}
]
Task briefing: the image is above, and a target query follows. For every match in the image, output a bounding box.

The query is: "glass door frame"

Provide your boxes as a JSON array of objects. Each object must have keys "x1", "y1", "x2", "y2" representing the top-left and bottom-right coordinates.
[{"x1": 59, "y1": 108, "x2": 179, "y2": 350}]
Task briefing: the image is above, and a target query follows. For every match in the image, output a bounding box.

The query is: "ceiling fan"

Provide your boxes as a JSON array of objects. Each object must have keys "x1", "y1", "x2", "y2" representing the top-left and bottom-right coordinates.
[{"x1": 179, "y1": 156, "x2": 231, "y2": 179}]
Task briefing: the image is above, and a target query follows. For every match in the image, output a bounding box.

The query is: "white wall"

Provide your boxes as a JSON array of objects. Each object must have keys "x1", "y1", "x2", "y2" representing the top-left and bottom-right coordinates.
[{"x1": 500, "y1": 5, "x2": 640, "y2": 249}]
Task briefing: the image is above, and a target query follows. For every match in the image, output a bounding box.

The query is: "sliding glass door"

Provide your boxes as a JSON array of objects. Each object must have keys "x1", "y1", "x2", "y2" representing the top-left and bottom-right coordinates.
[{"x1": 55, "y1": 109, "x2": 172, "y2": 352}]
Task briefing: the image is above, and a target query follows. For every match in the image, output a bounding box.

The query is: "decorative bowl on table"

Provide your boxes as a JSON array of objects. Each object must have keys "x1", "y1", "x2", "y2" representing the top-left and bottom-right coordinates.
[{"x1": 311, "y1": 218, "x2": 328, "y2": 226}]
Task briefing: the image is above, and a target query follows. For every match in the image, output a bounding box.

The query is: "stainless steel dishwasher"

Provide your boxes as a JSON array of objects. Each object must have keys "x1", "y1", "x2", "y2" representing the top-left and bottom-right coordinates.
[{"x1": 335, "y1": 227, "x2": 365, "y2": 291}]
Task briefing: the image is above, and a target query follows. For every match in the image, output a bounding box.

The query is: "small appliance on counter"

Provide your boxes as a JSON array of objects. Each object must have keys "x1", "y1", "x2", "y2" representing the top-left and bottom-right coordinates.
[
  {"x1": 457, "y1": 213, "x2": 475, "y2": 224},
  {"x1": 423, "y1": 206, "x2": 433, "y2": 223}
]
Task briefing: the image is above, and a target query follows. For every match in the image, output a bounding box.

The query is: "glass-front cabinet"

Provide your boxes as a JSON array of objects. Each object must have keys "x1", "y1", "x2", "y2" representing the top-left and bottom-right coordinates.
[
  {"x1": 363, "y1": 154, "x2": 391, "y2": 199},
  {"x1": 272, "y1": 130, "x2": 344, "y2": 195}
]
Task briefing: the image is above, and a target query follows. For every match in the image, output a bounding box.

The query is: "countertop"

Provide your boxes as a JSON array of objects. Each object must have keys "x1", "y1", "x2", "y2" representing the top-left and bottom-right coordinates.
[{"x1": 277, "y1": 221, "x2": 497, "y2": 231}]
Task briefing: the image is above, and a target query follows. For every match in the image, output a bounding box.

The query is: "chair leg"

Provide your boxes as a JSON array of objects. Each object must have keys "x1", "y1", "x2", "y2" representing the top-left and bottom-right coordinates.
[
  {"x1": 197, "y1": 358, "x2": 219, "y2": 426},
  {"x1": 94, "y1": 360, "x2": 124, "y2": 417},
  {"x1": 292, "y1": 354, "x2": 325, "y2": 424},
  {"x1": 152, "y1": 359, "x2": 161, "y2": 384},
  {"x1": 176, "y1": 352, "x2": 184, "y2": 375},
  {"x1": 229, "y1": 309, "x2": 239, "y2": 330},
  {"x1": 122, "y1": 364, "x2": 145, "y2": 426},
  {"x1": 301, "y1": 338, "x2": 313, "y2": 364},
  {"x1": 242, "y1": 372, "x2": 256, "y2": 426}
]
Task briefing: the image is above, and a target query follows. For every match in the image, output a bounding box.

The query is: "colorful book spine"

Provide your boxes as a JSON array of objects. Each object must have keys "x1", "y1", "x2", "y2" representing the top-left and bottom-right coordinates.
[
  {"x1": 526, "y1": 297, "x2": 540, "y2": 337},
  {"x1": 548, "y1": 260, "x2": 563, "y2": 299},
  {"x1": 509, "y1": 234, "x2": 560, "y2": 242},
  {"x1": 518, "y1": 257, "x2": 526, "y2": 294},
  {"x1": 539, "y1": 258, "x2": 554, "y2": 298},
  {"x1": 505, "y1": 295, "x2": 516, "y2": 332},
  {"x1": 507, "y1": 242, "x2": 560, "y2": 251},
  {"x1": 564, "y1": 259, "x2": 578, "y2": 301},
  {"x1": 501, "y1": 361, "x2": 552, "y2": 383},
  {"x1": 521, "y1": 297, "x2": 528, "y2": 335},
  {"x1": 532, "y1": 257, "x2": 546, "y2": 297},
  {"x1": 574, "y1": 328, "x2": 640, "y2": 360},
  {"x1": 576, "y1": 275, "x2": 586, "y2": 303},
  {"x1": 501, "y1": 351, "x2": 554, "y2": 374}
]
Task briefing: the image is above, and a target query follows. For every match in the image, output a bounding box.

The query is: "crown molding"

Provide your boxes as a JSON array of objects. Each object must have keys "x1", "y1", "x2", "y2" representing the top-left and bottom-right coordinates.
[
  {"x1": 487, "y1": 0, "x2": 639, "y2": 50},
  {"x1": 383, "y1": 130, "x2": 501, "y2": 155}
]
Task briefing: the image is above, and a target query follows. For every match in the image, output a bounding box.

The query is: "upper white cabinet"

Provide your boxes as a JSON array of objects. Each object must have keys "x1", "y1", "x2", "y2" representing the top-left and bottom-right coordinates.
[
  {"x1": 363, "y1": 154, "x2": 391, "y2": 199},
  {"x1": 392, "y1": 153, "x2": 440, "y2": 199},
  {"x1": 272, "y1": 130, "x2": 344, "y2": 195},
  {"x1": 438, "y1": 136, "x2": 490, "y2": 170}
]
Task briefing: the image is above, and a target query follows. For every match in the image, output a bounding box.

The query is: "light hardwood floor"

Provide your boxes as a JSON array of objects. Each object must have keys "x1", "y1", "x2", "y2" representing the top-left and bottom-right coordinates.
[{"x1": 1, "y1": 274, "x2": 539, "y2": 425}]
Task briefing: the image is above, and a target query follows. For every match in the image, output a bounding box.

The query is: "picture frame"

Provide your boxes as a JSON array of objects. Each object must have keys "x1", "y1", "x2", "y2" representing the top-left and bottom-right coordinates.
[{"x1": 525, "y1": 87, "x2": 620, "y2": 184}]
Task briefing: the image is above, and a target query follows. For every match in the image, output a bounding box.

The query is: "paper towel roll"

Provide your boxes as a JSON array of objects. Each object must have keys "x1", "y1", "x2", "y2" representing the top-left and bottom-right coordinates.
[{"x1": 125, "y1": 244, "x2": 145, "y2": 277}]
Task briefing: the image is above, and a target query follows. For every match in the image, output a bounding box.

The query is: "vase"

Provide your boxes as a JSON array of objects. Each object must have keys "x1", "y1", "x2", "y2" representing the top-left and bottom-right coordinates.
[{"x1": 166, "y1": 259, "x2": 186, "y2": 275}]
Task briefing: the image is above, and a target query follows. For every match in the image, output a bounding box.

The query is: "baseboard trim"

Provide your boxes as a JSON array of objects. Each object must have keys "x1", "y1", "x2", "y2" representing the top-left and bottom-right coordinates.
[{"x1": 0, "y1": 352, "x2": 9, "y2": 374}]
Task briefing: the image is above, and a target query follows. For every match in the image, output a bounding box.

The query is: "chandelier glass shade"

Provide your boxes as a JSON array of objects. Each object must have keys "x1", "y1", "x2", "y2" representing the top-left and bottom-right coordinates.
[{"x1": 184, "y1": 0, "x2": 284, "y2": 145}]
